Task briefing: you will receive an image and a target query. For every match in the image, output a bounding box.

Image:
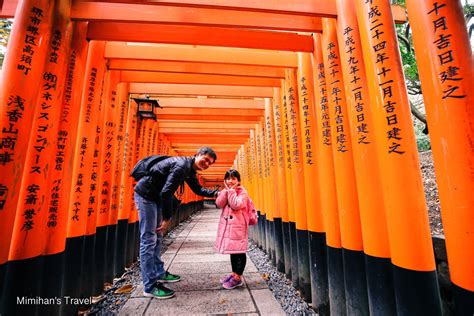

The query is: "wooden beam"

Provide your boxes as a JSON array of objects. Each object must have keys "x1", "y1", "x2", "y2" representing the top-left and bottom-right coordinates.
[
  {"x1": 70, "y1": 2, "x2": 323, "y2": 32},
  {"x1": 158, "y1": 115, "x2": 261, "y2": 122},
  {"x1": 129, "y1": 83, "x2": 274, "y2": 97},
  {"x1": 3, "y1": 1, "x2": 406, "y2": 24},
  {"x1": 120, "y1": 1, "x2": 406, "y2": 23},
  {"x1": 109, "y1": 59, "x2": 286, "y2": 78},
  {"x1": 171, "y1": 143, "x2": 242, "y2": 151},
  {"x1": 155, "y1": 98, "x2": 265, "y2": 110},
  {"x1": 105, "y1": 42, "x2": 298, "y2": 67},
  {"x1": 121, "y1": 70, "x2": 280, "y2": 87},
  {"x1": 166, "y1": 134, "x2": 247, "y2": 143},
  {"x1": 158, "y1": 128, "x2": 250, "y2": 134},
  {"x1": 156, "y1": 107, "x2": 264, "y2": 117},
  {"x1": 88, "y1": 22, "x2": 314, "y2": 52},
  {"x1": 158, "y1": 122, "x2": 256, "y2": 129}
]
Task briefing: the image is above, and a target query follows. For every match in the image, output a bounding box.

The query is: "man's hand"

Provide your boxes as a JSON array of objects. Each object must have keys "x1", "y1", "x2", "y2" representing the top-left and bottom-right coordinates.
[{"x1": 156, "y1": 219, "x2": 171, "y2": 233}]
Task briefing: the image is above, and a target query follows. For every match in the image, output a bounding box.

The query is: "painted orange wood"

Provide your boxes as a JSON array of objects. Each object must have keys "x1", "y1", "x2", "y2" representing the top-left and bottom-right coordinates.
[
  {"x1": 88, "y1": 22, "x2": 313, "y2": 52},
  {"x1": 120, "y1": 70, "x2": 280, "y2": 87},
  {"x1": 129, "y1": 83, "x2": 273, "y2": 97},
  {"x1": 105, "y1": 42, "x2": 298, "y2": 68},
  {"x1": 110, "y1": 59, "x2": 286, "y2": 78},
  {"x1": 406, "y1": 0, "x2": 474, "y2": 290}
]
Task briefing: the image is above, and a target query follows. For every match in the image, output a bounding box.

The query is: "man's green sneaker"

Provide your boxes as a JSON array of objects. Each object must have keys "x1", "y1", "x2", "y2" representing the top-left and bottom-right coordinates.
[
  {"x1": 158, "y1": 271, "x2": 181, "y2": 283},
  {"x1": 143, "y1": 283, "x2": 175, "y2": 299}
]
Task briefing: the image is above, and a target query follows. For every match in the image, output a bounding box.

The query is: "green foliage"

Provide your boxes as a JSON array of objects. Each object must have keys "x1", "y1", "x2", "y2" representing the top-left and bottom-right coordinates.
[
  {"x1": 0, "y1": 19, "x2": 13, "y2": 67},
  {"x1": 413, "y1": 118, "x2": 431, "y2": 152}
]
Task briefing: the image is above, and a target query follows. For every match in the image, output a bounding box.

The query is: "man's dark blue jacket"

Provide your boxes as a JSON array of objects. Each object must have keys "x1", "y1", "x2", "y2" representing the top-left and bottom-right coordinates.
[{"x1": 134, "y1": 156, "x2": 216, "y2": 220}]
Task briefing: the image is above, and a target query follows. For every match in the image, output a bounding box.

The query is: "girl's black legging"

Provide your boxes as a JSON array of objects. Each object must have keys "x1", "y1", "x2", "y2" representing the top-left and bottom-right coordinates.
[{"x1": 230, "y1": 253, "x2": 247, "y2": 275}]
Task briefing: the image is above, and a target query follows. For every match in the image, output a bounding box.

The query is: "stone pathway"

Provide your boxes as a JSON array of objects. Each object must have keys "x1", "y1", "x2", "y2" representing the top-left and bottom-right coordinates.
[{"x1": 119, "y1": 207, "x2": 285, "y2": 315}]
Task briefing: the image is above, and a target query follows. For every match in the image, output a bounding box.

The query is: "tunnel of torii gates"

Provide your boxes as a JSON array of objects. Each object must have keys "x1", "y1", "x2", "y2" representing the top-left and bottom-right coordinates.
[{"x1": 0, "y1": 0, "x2": 472, "y2": 315}]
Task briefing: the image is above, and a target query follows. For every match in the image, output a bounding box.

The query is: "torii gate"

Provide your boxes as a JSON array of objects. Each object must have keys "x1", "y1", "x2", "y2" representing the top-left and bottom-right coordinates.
[{"x1": 0, "y1": 0, "x2": 472, "y2": 315}]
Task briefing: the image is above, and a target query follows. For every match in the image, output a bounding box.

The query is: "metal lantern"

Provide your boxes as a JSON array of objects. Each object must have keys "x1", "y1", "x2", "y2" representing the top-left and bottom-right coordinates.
[{"x1": 133, "y1": 96, "x2": 160, "y2": 120}]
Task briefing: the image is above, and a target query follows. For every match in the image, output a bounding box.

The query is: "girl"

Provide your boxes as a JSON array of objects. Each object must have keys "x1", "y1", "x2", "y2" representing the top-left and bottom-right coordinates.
[{"x1": 214, "y1": 169, "x2": 251, "y2": 289}]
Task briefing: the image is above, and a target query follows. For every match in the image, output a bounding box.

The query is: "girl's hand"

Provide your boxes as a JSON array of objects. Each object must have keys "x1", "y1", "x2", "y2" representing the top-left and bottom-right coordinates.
[{"x1": 224, "y1": 182, "x2": 229, "y2": 190}]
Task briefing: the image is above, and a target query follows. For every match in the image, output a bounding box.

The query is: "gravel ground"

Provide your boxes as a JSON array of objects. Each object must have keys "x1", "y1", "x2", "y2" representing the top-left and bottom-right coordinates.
[
  {"x1": 419, "y1": 150, "x2": 443, "y2": 236},
  {"x1": 247, "y1": 243, "x2": 316, "y2": 315}
]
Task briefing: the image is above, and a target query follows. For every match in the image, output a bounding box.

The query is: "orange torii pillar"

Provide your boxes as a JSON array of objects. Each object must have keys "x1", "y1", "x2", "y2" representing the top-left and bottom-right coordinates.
[
  {"x1": 336, "y1": 0, "x2": 397, "y2": 314},
  {"x1": 271, "y1": 88, "x2": 289, "y2": 274},
  {"x1": 279, "y1": 82, "x2": 296, "y2": 281},
  {"x1": 82, "y1": 66, "x2": 109, "y2": 297},
  {"x1": 406, "y1": 1, "x2": 474, "y2": 313},
  {"x1": 120, "y1": 97, "x2": 139, "y2": 267},
  {"x1": 113, "y1": 84, "x2": 133, "y2": 276},
  {"x1": 297, "y1": 52, "x2": 329, "y2": 312},
  {"x1": 108, "y1": 82, "x2": 130, "y2": 280},
  {"x1": 356, "y1": 0, "x2": 443, "y2": 314},
  {"x1": 0, "y1": 0, "x2": 53, "y2": 308},
  {"x1": 280, "y1": 80, "x2": 298, "y2": 284},
  {"x1": 40, "y1": 21, "x2": 88, "y2": 315},
  {"x1": 94, "y1": 70, "x2": 120, "y2": 293},
  {"x1": 312, "y1": 33, "x2": 344, "y2": 316},
  {"x1": 254, "y1": 124, "x2": 267, "y2": 252},
  {"x1": 265, "y1": 96, "x2": 285, "y2": 271},
  {"x1": 248, "y1": 132, "x2": 261, "y2": 247},
  {"x1": 261, "y1": 116, "x2": 276, "y2": 264},
  {"x1": 286, "y1": 68, "x2": 311, "y2": 299},
  {"x1": 262, "y1": 117, "x2": 275, "y2": 262},
  {"x1": 322, "y1": 18, "x2": 369, "y2": 315},
  {"x1": 0, "y1": 2, "x2": 71, "y2": 313},
  {"x1": 244, "y1": 141, "x2": 257, "y2": 243},
  {"x1": 63, "y1": 40, "x2": 106, "y2": 312}
]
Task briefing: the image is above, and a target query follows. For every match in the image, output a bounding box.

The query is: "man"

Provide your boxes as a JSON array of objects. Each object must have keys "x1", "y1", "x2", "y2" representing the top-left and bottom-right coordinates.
[{"x1": 133, "y1": 147, "x2": 218, "y2": 299}]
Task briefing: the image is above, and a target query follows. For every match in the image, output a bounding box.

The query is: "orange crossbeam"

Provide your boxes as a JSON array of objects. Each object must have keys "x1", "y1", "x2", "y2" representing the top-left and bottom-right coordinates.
[
  {"x1": 156, "y1": 107, "x2": 264, "y2": 116},
  {"x1": 105, "y1": 42, "x2": 298, "y2": 67},
  {"x1": 158, "y1": 128, "x2": 251, "y2": 134},
  {"x1": 120, "y1": 70, "x2": 280, "y2": 87},
  {"x1": 2, "y1": 0, "x2": 406, "y2": 23},
  {"x1": 158, "y1": 122, "x2": 256, "y2": 129},
  {"x1": 88, "y1": 22, "x2": 314, "y2": 52},
  {"x1": 155, "y1": 98, "x2": 265, "y2": 109},
  {"x1": 109, "y1": 59, "x2": 285, "y2": 78},
  {"x1": 158, "y1": 115, "x2": 261, "y2": 122},
  {"x1": 70, "y1": 2, "x2": 322, "y2": 32},
  {"x1": 129, "y1": 83, "x2": 273, "y2": 97}
]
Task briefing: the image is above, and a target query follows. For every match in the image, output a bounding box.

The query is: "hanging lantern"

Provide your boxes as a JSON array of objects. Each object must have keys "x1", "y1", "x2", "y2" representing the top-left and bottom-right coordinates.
[{"x1": 133, "y1": 96, "x2": 160, "y2": 120}]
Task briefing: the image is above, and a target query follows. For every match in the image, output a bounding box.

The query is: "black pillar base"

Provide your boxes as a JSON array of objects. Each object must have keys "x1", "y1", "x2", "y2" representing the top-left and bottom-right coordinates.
[
  {"x1": 105, "y1": 224, "x2": 117, "y2": 282},
  {"x1": 273, "y1": 217, "x2": 285, "y2": 273},
  {"x1": 61, "y1": 236, "x2": 85, "y2": 315},
  {"x1": 114, "y1": 219, "x2": 129, "y2": 277},
  {"x1": 0, "y1": 256, "x2": 44, "y2": 315},
  {"x1": 309, "y1": 231, "x2": 329, "y2": 315},
  {"x1": 342, "y1": 248, "x2": 369, "y2": 315},
  {"x1": 327, "y1": 245, "x2": 346, "y2": 315},
  {"x1": 40, "y1": 252, "x2": 65, "y2": 315},
  {"x1": 392, "y1": 264, "x2": 442, "y2": 315},
  {"x1": 81, "y1": 234, "x2": 96, "y2": 299},
  {"x1": 282, "y1": 221, "x2": 292, "y2": 279},
  {"x1": 296, "y1": 229, "x2": 311, "y2": 301},
  {"x1": 125, "y1": 222, "x2": 136, "y2": 267},
  {"x1": 453, "y1": 283, "x2": 474, "y2": 315},
  {"x1": 289, "y1": 221, "x2": 299, "y2": 288},
  {"x1": 365, "y1": 254, "x2": 396, "y2": 315},
  {"x1": 94, "y1": 226, "x2": 108, "y2": 294}
]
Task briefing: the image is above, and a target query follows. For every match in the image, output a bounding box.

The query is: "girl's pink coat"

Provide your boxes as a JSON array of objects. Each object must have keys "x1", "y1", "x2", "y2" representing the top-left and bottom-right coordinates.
[{"x1": 214, "y1": 186, "x2": 250, "y2": 254}]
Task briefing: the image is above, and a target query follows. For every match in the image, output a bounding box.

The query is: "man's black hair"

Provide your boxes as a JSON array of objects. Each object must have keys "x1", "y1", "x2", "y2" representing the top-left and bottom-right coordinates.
[
  {"x1": 196, "y1": 146, "x2": 217, "y2": 161},
  {"x1": 224, "y1": 169, "x2": 241, "y2": 182}
]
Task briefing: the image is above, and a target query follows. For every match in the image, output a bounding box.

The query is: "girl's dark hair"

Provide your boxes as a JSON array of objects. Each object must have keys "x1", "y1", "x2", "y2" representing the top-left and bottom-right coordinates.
[{"x1": 224, "y1": 169, "x2": 241, "y2": 182}]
